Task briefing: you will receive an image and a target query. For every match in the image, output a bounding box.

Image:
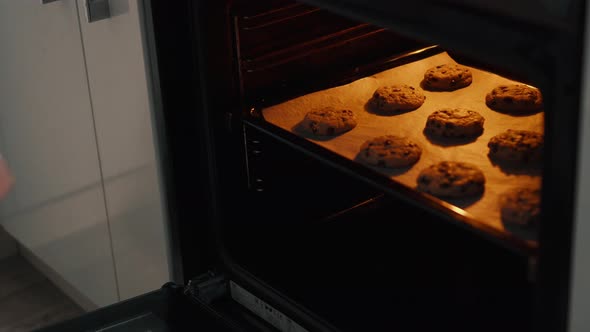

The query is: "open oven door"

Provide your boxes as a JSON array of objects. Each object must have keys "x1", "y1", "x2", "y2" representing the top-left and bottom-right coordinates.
[
  {"x1": 36, "y1": 273, "x2": 294, "y2": 332},
  {"x1": 34, "y1": 281, "x2": 238, "y2": 332}
]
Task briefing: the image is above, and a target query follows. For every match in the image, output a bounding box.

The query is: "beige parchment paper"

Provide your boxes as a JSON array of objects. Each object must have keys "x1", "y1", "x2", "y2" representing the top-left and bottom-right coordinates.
[{"x1": 262, "y1": 51, "x2": 543, "y2": 244}]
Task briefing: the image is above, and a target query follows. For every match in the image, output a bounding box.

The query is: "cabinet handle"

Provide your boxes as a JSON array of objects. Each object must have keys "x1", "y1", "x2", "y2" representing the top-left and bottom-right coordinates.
[
  {"x1": 85, "y1": 0, "x2": 111, "y2": 23},
  {"x1": 40, "y1": 0, "x2": 60, "y2": 3}
]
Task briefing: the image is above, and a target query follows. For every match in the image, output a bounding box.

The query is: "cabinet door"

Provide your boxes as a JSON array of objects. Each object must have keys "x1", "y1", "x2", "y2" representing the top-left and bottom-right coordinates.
[
  {"x1": 0, "y1": 0, "x2": 118, "y2": 308},
  {"x1": 75, "y1": 0, "x2": 171, "y2": 300},
  {"x1": 0, "y1": 0, "x2": 103, "y2": 212}
]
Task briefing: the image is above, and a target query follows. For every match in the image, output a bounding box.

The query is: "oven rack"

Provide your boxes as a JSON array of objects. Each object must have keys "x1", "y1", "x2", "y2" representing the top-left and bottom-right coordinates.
[
  {"x1": 233, "y1": 2, "x2": 428, "y2": 101},
  {"x1": 242, "y1": 117, "x2": 538, "y2": 258}
]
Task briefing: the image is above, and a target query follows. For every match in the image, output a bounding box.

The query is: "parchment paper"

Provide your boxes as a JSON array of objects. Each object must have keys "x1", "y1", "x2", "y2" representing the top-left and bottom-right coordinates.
[{"x1": 262, "y1": 52, "x2": 543, "y2": 243}]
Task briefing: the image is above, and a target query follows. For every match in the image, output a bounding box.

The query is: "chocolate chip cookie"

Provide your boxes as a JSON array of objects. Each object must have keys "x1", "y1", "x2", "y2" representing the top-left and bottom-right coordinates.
[
  {"x1": 500, "y1": 187, "x2": 541, "y2": 226},
  {"x1": 358, "y1": 135, "x2": 422, "y2": 168},
  {"x1": 301, "y1": 107, "x2": 358, "y2": 136},
  {"x1": 424, "y1": 108, "x2": 485, "y2": 138},
  {"x1": 488, "y1": 130, "x2": 543, "y2": 163},
  {"x1": 423, "y1": 64, "x2": 473, "y2": 91},
  {"x1": 417, "y1": 161, "x2": 485, "y2": 198},
  {"x1": 368, "y1": 84, "x2": 425, "y2": 114},
  {"x1": 485, "y1": 84, "x2": 543, "y2": 113}
]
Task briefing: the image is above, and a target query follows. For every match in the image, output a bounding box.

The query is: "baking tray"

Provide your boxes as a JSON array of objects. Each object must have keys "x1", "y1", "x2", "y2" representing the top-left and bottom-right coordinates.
[{"x1": 260, "y1": 50, "x2": 543, "y2": 251}]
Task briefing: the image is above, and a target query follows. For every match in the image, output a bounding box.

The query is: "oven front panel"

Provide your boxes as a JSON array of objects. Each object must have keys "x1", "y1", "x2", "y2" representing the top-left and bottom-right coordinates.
[{"x1": 160, "y1": 0, "x2": 587, "y2": 331}]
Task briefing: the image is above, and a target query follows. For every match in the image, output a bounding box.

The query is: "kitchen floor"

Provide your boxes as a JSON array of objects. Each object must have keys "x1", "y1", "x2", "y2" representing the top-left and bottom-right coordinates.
[{"x1": 0, "y1": 255, "x2": 84, "y2": 332}]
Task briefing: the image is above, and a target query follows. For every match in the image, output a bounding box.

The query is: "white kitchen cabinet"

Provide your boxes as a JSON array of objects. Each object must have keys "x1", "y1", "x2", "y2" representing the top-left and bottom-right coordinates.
[
  {"x1": 75, "y1": 0, "x2": 171, "y2": 300},
  {"x1": 0, "y1": 0, "x2": 105, "y2": 215},
  {"x1": 76, "y1": 0, "x2": 158, "y2": 178},
  {"x1": 0, "y1": 0, "x2": 170, "y2": 307},
  {"x1": 102, "y1": 164, "x2": 169, "y2": 300},
  {"x1": 0, "y1": 0, "x2": 118, "y2": 308}
]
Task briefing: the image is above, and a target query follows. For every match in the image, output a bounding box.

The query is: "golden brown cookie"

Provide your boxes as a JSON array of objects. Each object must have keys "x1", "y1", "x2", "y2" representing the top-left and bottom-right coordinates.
[
  {"x1": 424, "y1": 108, "x2": 485, "y2": 138},
  {"x1": 500, "y1": 187, "x2": 541, "y2": 226},
  {"x1": 369, "y1": 85, "x2": 425, "y2": 114},
  {"x1": 358, "y1": 135, "x2": 422, "y2": 168},
  {"x1": 485, "y1": 84, "x2": 543, "y2": 113},
  {"x1": 423, "y1": 64, "x2": 472, "y2": 91},
  {"x1": 301, "y1": 107, "x2": 357, "y2": 136},
  {"x1": 417, "y1": 161, "x2": 485, "y2": 198},
  {"x1": 488, "y1": 130, "x2": 543, "y2": 163}
]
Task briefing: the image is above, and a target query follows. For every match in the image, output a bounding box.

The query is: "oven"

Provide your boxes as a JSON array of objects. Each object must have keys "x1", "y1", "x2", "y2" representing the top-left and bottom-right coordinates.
[{"x1": 39, "y1": 1, "x2": 588, "y2": 332}]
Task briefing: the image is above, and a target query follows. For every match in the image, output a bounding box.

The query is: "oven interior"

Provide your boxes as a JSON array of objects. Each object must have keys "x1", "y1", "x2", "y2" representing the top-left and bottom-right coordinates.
[{"x1": 204, "y1": 0, "x2": 552, "y2": 330}]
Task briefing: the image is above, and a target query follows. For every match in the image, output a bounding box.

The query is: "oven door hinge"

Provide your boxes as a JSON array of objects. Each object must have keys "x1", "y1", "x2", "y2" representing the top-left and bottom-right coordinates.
[{"x1": 184, "y1": 270, "x2": 228, "y2": 304}]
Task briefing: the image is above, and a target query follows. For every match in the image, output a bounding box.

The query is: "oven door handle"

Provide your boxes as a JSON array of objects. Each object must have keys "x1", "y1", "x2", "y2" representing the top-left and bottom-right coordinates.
[{"x1": 85, "y1": 0, "x2": 111, "y2": 23}]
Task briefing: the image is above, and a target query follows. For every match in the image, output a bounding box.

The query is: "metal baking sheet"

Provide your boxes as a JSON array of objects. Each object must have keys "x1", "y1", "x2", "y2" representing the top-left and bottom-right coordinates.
[{"x1": 261, "y1": 51, "x2": 543, "y2": 244}]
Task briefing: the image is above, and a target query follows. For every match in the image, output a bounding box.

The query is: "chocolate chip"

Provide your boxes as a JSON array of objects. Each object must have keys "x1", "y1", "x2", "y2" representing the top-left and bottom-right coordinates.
[
  {"x1": 457, "y1": 74, "x2": 463, "y2": 78},
  {"x1": 310, "y1": 122, "x2": 318, "y2": 134},
  {"x1": 385, "y1": 140, "x2": 392, "y2": 145},
  {"x1": 450, "y1": 80, "x2": 457, "y2": 86},
  {"x1": 404, "y1": 151, "x2": 410, "y2": 156},
  {"x1": 490, "y1": 100, "x2": 497, "y2": 106},
  {"x1": 419, "y1": 176, "x2": 431, "y2": 184}
]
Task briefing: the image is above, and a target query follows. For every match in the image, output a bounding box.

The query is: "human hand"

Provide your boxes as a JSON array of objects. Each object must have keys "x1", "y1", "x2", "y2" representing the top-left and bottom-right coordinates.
[{"x1": 0, "y1": 157, "x2": 14, "y2": 200}]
